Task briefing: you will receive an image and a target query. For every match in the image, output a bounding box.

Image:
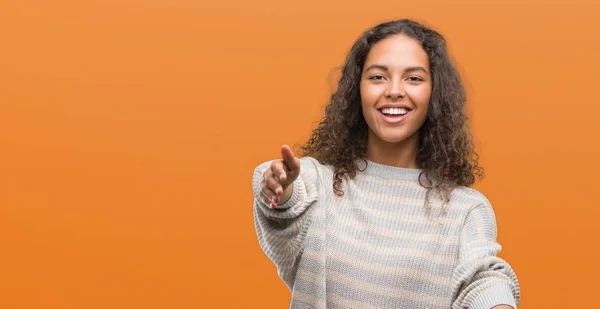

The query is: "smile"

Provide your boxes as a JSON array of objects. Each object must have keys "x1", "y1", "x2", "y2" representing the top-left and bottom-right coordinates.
[
  {"x1": 377, "y1": 108, "x2": 411, "y2": 124},
  {"x1": 380, "y1": 107, "x2": 409, "y2": 115}
]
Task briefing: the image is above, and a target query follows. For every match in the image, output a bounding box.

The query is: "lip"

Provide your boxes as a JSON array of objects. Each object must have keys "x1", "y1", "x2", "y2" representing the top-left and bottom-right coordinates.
[
  {"x1": 377, "y1": 109, "x2": 410, "y2": 124},
  {"x1": 378, "y1": 104, "x2": 412, "y2": 110}
]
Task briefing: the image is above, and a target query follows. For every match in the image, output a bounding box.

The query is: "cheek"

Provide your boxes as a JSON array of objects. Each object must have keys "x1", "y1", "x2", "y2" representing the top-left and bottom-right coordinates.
[
  {"x1": 360, "y1": 86, "x2": 381, "y2": 108},
  {"x1": 409, "y1": 87, "x2": 432, "y2": 110}
]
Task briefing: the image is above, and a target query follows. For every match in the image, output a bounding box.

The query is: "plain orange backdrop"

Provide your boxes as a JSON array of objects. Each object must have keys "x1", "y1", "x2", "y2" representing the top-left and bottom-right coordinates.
[{"x1": 1, "y1": 0, "x2": 599, "y2": 308}]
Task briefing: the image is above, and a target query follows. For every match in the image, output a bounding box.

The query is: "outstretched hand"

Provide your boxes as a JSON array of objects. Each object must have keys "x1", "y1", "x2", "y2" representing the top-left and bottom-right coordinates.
[{"x1": 259, "y1": 145, "x2": 301, "y2": 208}]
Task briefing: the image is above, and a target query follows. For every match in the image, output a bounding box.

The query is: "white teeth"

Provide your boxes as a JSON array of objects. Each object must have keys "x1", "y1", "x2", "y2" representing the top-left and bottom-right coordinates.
[{"x1": 381, "y1": 107, "x2": 409, "y2": 115}]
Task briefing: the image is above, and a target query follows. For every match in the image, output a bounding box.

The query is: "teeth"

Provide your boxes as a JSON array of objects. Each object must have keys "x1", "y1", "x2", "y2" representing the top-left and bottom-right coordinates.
[{"x1": 381, "y1": 107, "x2": 409, "y2": 115}]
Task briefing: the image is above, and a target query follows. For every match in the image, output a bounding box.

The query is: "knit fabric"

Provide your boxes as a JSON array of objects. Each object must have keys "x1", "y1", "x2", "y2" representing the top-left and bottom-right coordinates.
[{"x1": 252, "y1": 157, "x2": 520, "y2": 309}]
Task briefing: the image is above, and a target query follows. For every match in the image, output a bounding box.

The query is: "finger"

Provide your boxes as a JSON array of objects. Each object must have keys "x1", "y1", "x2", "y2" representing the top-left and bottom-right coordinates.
[
  {"x1": 261, "y1": 169, "x2": 272, "y2": 182},
  {"x1": 281, "y1": 145, "x2": 300, "y2": 172},
  {"x1": 259, "y1": 186, "x2": 277, "y2": 206},
  {"x1": 265, "y1": 173, "x2": 284, "y2": 196},
  {"x1": 270, "y1": 160, "x2": 287, "y2": 184},
  {"x1": 261, "y1": 169, "x2": 274, "y2": 188},
  {"x1": 260, "y1": 170, "x2": 279, "y2": 197}
]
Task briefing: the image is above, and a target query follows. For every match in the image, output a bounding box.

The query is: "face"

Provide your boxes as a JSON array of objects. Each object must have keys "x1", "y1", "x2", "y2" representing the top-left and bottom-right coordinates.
[{"x1": 360, "y1": 34, "x2": 432, "y2": 147}]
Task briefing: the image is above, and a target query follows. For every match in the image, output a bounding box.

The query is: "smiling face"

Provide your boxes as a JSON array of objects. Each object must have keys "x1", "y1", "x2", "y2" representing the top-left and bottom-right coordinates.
[{"x1": 360, "y1": 34, "x2": 432, "y2": 154}]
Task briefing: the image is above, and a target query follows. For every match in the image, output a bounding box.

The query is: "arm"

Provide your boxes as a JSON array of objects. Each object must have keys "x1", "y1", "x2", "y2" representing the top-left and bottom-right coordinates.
[
  {"x1": 252, "y1": 154, "x2": 320, "y2": 290},
  {"x1": 451, "y1": 197, "x2": 521, "y2": 309}
]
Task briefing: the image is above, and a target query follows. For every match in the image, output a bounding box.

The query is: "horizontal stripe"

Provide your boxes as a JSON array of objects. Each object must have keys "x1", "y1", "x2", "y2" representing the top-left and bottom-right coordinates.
[
  {"x1": 303, "y1": 226, "x2": 457, "y2": 266},
  {"x1": 326, "y1": 270, "x2": 450, "y2": 307},
  {"x1": 291, "y1": 290, "x2": 326, "y2": 309},
  {"x1": 332, "y1": 213, "x2": 460, "y2": 246},
  {"x1": 301, "y1": 247, "x2": 452, "y2": 292},
  {"x1": 339, "y1": 202, "x2": 465, "y2": 225}
]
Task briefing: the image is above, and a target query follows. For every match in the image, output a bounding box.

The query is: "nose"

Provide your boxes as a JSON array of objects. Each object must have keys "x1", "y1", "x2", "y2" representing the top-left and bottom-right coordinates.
[{"x1": 385, "y1": 78, "x2": 406, "y2": 99}]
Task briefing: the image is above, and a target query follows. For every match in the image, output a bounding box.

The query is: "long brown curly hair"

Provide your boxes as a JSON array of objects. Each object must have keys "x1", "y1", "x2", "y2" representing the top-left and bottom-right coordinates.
[{"x1": 301, "y1": 19, "x2": 483, "y2": 207}]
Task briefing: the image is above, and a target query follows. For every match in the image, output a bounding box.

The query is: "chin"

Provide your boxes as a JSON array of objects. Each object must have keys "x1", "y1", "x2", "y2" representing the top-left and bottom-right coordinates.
[
  {"x1": 375, "y1": 133, "x2": 412, "y2": 144},
  {"x1": 382, "y1": 136, "x2": 411, "y2": 144},
  {"x1": 371, "y1": 128, "x2": 419, "y2": 145}
]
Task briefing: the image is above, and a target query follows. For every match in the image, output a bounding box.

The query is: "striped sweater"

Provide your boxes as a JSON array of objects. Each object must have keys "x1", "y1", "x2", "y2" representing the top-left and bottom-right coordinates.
[{"x1": 252, "y1": 157, "x2": 521, "y2": 309}]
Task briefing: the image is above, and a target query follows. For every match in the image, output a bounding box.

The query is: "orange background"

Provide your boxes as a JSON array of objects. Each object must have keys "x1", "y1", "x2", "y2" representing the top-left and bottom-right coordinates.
[{"x1": 1, "y1": 0, "x2": 599, "y2": 308}]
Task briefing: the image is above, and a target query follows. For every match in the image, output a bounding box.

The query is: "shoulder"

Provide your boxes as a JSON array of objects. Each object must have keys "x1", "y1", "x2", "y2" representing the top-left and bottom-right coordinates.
[
  {"x1": 451, "y1": 186, "x2": 489, "y2": 203},
  {"x1": 449, "y1": 186, "x2": 495, "y2": 213},
  {"x1": 299, "y1": 156, "x2": 334, "y2": 175}
]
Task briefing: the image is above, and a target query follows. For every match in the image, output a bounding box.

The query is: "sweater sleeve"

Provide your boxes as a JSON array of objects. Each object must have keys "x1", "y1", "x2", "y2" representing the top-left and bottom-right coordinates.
[
  {"x1": 251, "y1": 157, "x2": 320, "y2": 289},
  {"x1": 451, "y1": 197, "x2": 521, "y2": 309}
]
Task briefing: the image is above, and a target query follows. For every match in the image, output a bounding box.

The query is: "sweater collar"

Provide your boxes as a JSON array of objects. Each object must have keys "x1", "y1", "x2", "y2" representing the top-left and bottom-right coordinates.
[{"x1": 357, "y1": 158, "x2": 423, "y2": 181}]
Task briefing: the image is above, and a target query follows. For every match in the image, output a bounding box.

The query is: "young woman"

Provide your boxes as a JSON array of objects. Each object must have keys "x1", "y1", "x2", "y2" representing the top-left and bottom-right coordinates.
[{"x1": 252, "y1": 19, "x2": 520, "y2": 309}]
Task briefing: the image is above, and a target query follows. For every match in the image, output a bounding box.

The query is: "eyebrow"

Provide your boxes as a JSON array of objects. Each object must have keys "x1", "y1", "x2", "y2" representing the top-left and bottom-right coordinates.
[{"x1": 364, "y1": 64, "x2": 429, "y2": 75}]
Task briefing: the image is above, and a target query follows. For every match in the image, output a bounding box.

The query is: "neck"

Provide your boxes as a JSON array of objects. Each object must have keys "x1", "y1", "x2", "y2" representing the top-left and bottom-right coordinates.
[{"x1": 365, "y1": 130, "x2": 420, "y2": 169}]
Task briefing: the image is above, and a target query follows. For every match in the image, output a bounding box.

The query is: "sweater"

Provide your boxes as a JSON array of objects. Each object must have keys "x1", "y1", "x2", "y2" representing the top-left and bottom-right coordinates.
[{"x1": 252, "y1": 157, "x2": 521, "y2": 309}]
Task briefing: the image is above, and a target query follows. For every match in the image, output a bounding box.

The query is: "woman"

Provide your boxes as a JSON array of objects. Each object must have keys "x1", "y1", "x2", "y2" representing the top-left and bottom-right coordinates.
[{"x1": 252, "y1": 19, "x2": 520, "y2": 309}]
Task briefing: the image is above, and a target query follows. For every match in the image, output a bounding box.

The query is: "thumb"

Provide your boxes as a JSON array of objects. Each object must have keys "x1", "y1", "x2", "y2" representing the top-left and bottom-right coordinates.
[{"x1": 281, "y1": 144, "x2": 300, "y2": 172}]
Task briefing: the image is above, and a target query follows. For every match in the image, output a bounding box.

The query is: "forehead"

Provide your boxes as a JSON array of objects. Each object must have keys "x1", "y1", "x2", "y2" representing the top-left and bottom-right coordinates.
[{"x1": 364, "y1": 34, "x2": 429, "y2": 69}]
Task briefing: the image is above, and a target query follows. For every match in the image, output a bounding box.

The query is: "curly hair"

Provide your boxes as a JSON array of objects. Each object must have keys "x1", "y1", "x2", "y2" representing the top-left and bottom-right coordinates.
[{"x1": 301, "y1": 19, "x2": 483, "y2": 209}]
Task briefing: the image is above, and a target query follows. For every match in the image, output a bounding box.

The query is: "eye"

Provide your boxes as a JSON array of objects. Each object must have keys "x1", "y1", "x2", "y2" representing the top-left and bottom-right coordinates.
[
  {"x1": 368, "y1": 75, "x2": 386, "y2": 81},
  {"x1": 407, "y1": 76, "x2": 424, "y2": 82}
]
